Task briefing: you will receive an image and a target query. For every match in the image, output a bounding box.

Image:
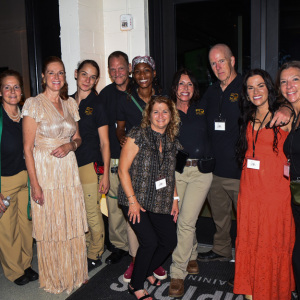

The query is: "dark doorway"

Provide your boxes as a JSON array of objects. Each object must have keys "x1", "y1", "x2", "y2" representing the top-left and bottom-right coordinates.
[
  {"x1": 175, "y1": 0, "x2": 250, "y2": 96},
  {"x1": 25, "y1": 0, "x2": 62, "y2": 96},
  {"x1": 149, "y1": 0, "x2": 281, "y2": 91}
]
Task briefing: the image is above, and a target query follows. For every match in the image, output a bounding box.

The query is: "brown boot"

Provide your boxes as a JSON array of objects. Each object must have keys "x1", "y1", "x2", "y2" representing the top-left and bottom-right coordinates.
[
  {"x1": 186, "y1": 260, "x2": 199, "y2": 274},
  {"x1": 168, "y1": 278, "x2": 184, "y2": 298}
]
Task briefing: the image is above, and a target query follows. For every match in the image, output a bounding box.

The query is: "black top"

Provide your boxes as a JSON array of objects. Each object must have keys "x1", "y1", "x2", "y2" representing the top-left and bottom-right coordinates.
[
  {"x1": 118, "y1": 126, "x2": 182, "y2": 214},
  {"x1": 98, "y1": 82, "x2": 124, "y2": 159},
  {"x1": 1, "y1": 106, "x2": 26, "y2": 176},
  {"x1": 70, "y1": 92, "x2": 108, "y2": 167},
  {"x1": 202, "y1": 73, "x2": 243, "y2": 179},
  {"x1": 284, "y1": 123, "x2": 300, "y2": 180},
  {"x1": 177, "y1": 101, "x2": 211, "y2": 159},
  {"x1": 117, "y1": 87, "x2": 147, "y2": 133}
]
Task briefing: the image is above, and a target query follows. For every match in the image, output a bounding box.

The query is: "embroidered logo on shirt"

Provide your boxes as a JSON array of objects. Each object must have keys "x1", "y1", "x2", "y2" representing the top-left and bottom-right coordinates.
[
  {"x1": 229, "y1": 93, "x2": 239, "y2": 102},
  {"x1": 196, "y1": 109, "x2": 204, "y2": 115},
  {"x1": 85, "y1": 107, "x2": 93, "y2": 115}
]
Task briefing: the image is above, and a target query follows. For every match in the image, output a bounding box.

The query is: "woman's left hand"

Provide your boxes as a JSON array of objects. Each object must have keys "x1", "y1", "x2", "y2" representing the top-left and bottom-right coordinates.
[
  {"x1": 99, "y1": 175, "x2": 110, "y2": 194},
  {"x1": 171, "y1": 200, "x2": 179, "y2": 223},
  {"x1": 50, "y1": 143, "x2": 73, "y2": 158}
]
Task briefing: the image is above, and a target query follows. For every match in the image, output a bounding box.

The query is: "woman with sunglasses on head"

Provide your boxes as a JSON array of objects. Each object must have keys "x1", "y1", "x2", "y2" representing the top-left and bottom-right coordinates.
[
  {"x1": 0, "y1": 70, "x2": 38, "y2": 286},
  {"x1": 71, "y1": 60, "x2": 110, "y2": 272}
]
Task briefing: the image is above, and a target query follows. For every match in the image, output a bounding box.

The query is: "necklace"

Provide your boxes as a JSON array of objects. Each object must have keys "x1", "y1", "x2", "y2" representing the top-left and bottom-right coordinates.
[{"x1": 2, "y1": 104, "x2": 21, "y2": 122}]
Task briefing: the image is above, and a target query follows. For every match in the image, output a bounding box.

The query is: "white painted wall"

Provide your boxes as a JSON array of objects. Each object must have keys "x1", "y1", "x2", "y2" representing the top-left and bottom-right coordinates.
[{"x1": 59, "y1": 0, "x2": 149, "y2": 93}]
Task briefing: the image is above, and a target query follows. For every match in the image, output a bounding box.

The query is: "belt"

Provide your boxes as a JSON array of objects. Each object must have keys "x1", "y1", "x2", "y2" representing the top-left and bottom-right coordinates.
[{"x1": 185, "y1": 159, "x2": 198, "y2": 167}]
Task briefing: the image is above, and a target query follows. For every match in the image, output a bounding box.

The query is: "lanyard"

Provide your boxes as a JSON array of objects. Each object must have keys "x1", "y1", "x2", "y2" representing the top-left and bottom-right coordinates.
[
  {"x1": 218, "y1": 93, "x2": 224, "y2": 118},
  {"x1": 252, "y1": 111, "x2": 270, "y2": 158},
  {"x1": 152, "y1": 130, "x2": 167, "y2": 177}
]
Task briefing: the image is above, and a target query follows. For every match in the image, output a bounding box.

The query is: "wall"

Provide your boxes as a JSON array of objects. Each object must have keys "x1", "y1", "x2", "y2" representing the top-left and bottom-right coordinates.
[{"x1": 59, "y1": 0, "x2": 149, "y2": 93}]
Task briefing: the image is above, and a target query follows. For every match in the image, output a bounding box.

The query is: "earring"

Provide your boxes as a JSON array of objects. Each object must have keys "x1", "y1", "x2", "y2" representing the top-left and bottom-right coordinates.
[{"x1": 247, "y1": 96, "x2": 250, "y2": 101}]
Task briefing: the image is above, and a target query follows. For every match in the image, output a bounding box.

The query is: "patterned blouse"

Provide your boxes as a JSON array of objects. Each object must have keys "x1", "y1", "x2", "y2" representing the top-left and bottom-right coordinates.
[{"x1": 118, "y1": 126, "x2": 182, "y2": 214}]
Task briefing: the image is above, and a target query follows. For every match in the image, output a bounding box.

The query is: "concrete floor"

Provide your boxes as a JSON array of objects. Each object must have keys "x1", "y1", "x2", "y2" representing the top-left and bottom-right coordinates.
[{"x1": 0, "y1": 244, "x2": 219, "y2": 300}]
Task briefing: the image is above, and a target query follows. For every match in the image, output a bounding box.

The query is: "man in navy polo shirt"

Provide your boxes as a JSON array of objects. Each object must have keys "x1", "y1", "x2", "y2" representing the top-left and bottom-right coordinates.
[{"x1": 98, "y1": 51, "x2": 131, "y2": 264}]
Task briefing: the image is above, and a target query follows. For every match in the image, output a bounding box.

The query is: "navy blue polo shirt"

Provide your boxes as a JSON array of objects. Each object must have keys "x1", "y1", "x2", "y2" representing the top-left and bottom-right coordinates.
[
  {"x1": 177, "y1": 100, "x2": 211, "y2": 159},
  {"x1": 98, "y1": 82, "x2": 125, "y2": 159},
  {"x1": 116, "y1": 87, "x2": 147, "y2": 133},
  {"x1": 202, "y1": 73, "x2": 242, "y2": 179},
  {"x1": 70, "y1": 92, "x2": 108, "y2": 167}
]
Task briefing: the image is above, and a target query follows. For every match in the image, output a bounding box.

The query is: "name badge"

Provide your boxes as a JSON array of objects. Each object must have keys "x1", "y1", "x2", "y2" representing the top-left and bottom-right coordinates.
[
  {"x1": 284, "y1": 162, "x2": 290, "y2": 178},
  {"x1": 214, "y1": 119, "x2": 226, "y2": 131},
  {"x1": 155, "y1": 178, "x2": 166, "y2": 190},
  {"x1": 247, "y1": 158, "x2": 260, "y2": 170}
]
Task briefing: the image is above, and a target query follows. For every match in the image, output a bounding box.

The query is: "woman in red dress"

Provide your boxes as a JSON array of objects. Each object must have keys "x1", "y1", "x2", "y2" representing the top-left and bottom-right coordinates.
[{"x1": 234, "y1": 69, "x2": 295, "y2": 300}]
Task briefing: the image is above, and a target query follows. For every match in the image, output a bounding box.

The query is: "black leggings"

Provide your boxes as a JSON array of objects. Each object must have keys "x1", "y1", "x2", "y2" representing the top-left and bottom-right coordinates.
[{"x1": 122, "y1": 206, "x2": 177, "y2": 290}]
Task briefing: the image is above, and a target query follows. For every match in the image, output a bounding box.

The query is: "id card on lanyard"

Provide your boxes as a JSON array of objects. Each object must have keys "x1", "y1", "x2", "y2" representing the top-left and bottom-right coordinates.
[
  {"x1": 152, "y1": 131, "x2": 167, "y2": 190},
  {"x1": 246, "y1": 111, "x2": 270, "y2": 171}
]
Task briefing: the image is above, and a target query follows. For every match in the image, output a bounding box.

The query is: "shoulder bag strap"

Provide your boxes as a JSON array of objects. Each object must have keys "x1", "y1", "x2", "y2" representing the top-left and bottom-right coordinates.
[{"x1": 126, "y1": 92, "x2": 143, "y2": 113}]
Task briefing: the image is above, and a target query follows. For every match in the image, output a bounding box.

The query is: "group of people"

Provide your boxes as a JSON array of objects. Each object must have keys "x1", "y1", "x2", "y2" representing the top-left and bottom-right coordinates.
[{"x1": 0, "y1": 43, "x2": 299, "y2": 300}]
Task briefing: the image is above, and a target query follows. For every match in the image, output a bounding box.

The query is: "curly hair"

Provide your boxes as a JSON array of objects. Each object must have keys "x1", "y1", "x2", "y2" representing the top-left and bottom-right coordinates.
[
  {"x1": 76, "y1": 59, "x2": 100, "y2": 95},
  {"x1": 275, "y1": 60, "x2": 300, "y2": 103},
  {"x1": 42, "y1": 56, "x2": 68, "y2": 100},
  {"x1": 169, "y1": 67, "x2": 200, "y2": 106},
  {"x1": 0, "y1": 69, "x2": 25, "y2": 102},
  {"x1": 236, "y1": 69, "x2": 280, "y2": 168},
  {"x1": 141, "y1": 96, "x2": 180, "y2": 141}
]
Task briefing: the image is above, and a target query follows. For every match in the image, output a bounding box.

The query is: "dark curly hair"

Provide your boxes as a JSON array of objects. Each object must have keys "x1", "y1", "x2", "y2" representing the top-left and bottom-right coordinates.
[
  {"x1": 169, "y1": 68, "x2": 200, "y2": 106},
  {"x1": 0, "y1": 69, "x2": 25, "y2": 102},
  {"x1": 42, "y1": 56, "x2": 68, "y2": 100},
  {"x1": 236, "y1": 69, "x2": 280, "y2": 168}
]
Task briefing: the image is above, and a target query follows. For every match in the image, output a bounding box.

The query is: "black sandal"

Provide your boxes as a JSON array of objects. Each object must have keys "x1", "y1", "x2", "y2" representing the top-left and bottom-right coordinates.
[{"x1": 128, "y1": 284, "x2": 152, "y2": 300}]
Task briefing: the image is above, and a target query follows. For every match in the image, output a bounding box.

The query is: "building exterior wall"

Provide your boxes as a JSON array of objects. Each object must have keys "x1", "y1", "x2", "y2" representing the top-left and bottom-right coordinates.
[{"x1": 59, "y1": 0, "x2": 149, "y2": 93}]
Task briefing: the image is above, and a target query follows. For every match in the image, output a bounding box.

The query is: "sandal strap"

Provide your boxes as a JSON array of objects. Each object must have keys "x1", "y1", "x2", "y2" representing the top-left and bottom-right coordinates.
[{"x1": 139, "y1": 295, "x2": 152, "y2": 300}]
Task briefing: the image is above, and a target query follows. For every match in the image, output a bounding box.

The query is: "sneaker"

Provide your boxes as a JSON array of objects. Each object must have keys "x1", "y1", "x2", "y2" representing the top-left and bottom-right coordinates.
[
  {"x1": 123, "y1": 262, "x2": 134, "y2": 283},
  {"x1": 153, "y1": 266, "x2": 167, "y2": 280},
  {"x1": 87, "y1": 258, "x2": 102, "y2": 272}
]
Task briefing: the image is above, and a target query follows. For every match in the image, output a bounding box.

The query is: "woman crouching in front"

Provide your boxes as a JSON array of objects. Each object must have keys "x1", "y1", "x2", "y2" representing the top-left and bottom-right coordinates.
[{"x1": 118, "y1": 96, "x2": 181, "y2": 300}]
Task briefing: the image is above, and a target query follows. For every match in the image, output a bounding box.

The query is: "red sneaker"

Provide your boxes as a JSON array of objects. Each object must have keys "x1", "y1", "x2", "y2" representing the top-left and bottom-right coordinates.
[
  {"x1": 123, "y1": 262, "x2": 134, "y2": 283},
  {"x1": 153, "y1": 266, "x2": 167, "y2": 280}
]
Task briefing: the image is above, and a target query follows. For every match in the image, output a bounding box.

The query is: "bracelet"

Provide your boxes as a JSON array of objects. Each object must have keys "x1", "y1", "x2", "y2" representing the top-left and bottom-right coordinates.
[
  {"x1": 174, "y1": 196, "x2": 180, "y2": 201},
  {"x1": 73, "y1": 141, "x2": 78, "y2": 151},
  {"x1": 127, "y1": 194, "x2": 135, "y2": 199},
  {"x1": 129, "y1": 202, "x2": 136, "y2": 205}
]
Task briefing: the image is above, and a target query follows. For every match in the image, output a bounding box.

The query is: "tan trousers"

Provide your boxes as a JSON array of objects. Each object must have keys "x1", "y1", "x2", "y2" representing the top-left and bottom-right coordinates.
[
  {"x1": 0, "y1": 170, "x2": 33, "y2": 281},
  {"x1": 106, "y1": 159, "x2": 128, "y2": 251},
  {"x1": 79, "y1": 163, "x2": 104, "y2": 260},
  {"x1": 170, "y1": 166, "x2": 212, "y2": 279},
  {"x1": 208, "y1": 174, "x2": 240, "y2": 257}
]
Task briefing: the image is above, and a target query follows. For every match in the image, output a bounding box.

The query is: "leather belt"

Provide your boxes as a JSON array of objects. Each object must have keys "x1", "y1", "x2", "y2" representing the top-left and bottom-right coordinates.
[{"x1": 185, "y1": 159, "x2": 198, "y2": 167}]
